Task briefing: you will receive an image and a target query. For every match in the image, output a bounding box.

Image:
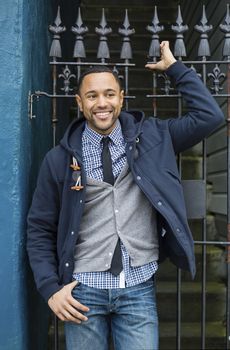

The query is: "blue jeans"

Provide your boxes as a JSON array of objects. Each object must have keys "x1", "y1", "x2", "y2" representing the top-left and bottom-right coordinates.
[{"x1": 65, "y1": 279, "x2": 158, "y2": 350}]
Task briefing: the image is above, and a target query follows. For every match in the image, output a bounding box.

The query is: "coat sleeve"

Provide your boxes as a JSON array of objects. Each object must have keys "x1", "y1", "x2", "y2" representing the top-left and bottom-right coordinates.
[
  {"x1": 165, "y1": 61, "x2": 225, "y2": 154},
  {"x1": 27, "y1": 153, "x2": 64, "y2": 302}
]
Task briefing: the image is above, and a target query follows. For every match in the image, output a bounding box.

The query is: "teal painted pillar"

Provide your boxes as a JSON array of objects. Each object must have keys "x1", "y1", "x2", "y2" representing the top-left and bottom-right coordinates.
[{"x1": 0, "y1": 1, "x2": 54, "y2": 349}]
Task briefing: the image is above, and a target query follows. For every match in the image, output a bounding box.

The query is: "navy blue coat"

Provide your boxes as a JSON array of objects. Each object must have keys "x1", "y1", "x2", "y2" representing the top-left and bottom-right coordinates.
[{"x1": 27, "y1": 62, "x2": 224, "y2": 301}]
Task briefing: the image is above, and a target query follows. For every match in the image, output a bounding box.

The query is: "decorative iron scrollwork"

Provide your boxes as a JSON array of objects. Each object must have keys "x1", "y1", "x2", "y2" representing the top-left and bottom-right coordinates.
[
  {"x1": 159, "y1": 73, "x2": 174, "y2": 96},
  {"x1": 208, "y1": 65, "x2": 225, "y2": 94},
  {"x1": 190, "y1": 65, "x2": 202, "y2": 80},
  {"x1": 59, "y1": 65, "x2": 76, "y2": 95},
  {"x1": 30, "y1": 4, "x2": 228, "y2": 125}
]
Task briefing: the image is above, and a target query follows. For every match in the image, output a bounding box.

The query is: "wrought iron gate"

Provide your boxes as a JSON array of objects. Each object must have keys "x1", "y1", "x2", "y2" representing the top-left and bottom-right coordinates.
[{"x1": 29, "y1": 3, "x2": 230, "y2": 350}]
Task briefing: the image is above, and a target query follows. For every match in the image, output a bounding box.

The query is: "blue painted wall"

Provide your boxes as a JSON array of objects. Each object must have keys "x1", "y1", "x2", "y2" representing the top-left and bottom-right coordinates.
[{"x1": 0, "y1": 0, "x2": 54, "y2": 349}]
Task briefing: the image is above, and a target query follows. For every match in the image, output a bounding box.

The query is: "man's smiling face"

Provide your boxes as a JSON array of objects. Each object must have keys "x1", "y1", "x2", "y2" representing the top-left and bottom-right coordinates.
[{"x1": 76, "y1": 72, "x2": 124, "y2": 135}]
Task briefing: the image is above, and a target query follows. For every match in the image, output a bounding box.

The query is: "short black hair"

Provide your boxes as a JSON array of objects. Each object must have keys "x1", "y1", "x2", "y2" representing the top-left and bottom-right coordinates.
[{"x1": 76, "y1": 66, "x2": 122, "y2": 94}]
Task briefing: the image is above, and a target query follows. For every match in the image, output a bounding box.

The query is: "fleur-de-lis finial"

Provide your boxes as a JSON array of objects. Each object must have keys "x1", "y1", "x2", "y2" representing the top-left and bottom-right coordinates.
[
  {"x1": 59, "y1": 65, "x2": 76, "y2": 95},
  {"x1": 71, "y1": 8, "x2": 88, "y2": 58},
  {"x1": 194, "y1": 5, "x2": 213, "y2": 57},
  {"x1": 95, "y1": 8, "x2": 112, "y2": 61},
  {"x1": 49, "y1": 6, "x2": 66, "y2": 58},
  {"x1": 146, "y1": 6, "x2": 164, "y2": 59},
  {"x1": 220, "y1": 4, "x2": 230, "y2": 59},
  {"x1": 171, "y1": 5, "x2": 188, "y2": 58},
  {"x1": 118, "y1": 9, "x2": 135, "y2": 60},
  {"x1": 208, "y1": 65, "x2": 225, "y2": 94}
]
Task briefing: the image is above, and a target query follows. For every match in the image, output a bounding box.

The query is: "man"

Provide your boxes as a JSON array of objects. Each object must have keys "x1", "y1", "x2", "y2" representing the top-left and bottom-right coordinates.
[{"x1": 27, "y1": 42, "x2": 224, "y2": 350}]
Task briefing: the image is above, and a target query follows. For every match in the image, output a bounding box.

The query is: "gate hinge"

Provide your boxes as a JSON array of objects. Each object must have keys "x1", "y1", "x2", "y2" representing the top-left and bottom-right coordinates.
[{"x1": 28, "y1": 91, "x2": 41, "y2": 120}]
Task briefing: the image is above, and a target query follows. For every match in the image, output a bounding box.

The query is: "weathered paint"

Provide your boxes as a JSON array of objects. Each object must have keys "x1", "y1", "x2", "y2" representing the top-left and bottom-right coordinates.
[{"x1": 0, "y1": 0, "x2": 54, "y2": 349}]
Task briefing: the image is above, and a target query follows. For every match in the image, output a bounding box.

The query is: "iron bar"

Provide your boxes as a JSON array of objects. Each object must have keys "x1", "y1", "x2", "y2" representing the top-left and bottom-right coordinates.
[
  {"x1": 151, "y1": 58, "x2": 157, "y2": 117},
  {"x1": 146, "y1": 94, "x2": 230, "y2": 98},
  {"x1": 176, "y1": 90, "x2": 183, "y2": 350},
  {"x1": 220, "y1": 5, "x2": 230, "y2": 348},
  {"x1": 51, "y1": 63, "x2": 57, "y2": 148},
  {"x1": 146, "y1": 5, "x2": 163, "y2": 132},
  {"x1": 226, "y1": 59, "x2": 230, "y2": 350},
  {"x1": 119, "y1": 9, "x2": 135, "y2": 111},
  {"x1": 201, "y1": 59, "x2": 207, "y2": 350},
  {"x1": 54, "y1": 315, "x2": 59, "y2": 350},
  {"x1": 172, "y1": 2, "x2": 187, "y2": 335},
  {"x1": 76, "y1": 57, "x2": 82, "y2": 120},
  {"x1": 194, "y1": 6, "x2": 213, "y2": 346},
  {"x1": 33, "y1": 92, "x2": 136, "y2": 99},
  {"x1": 48, "y1": 6, "x2": 67, "y2": 350},
  {"x1": 49, "y1": 62, "x2": 135, "y2": 66},
  {"x1": 194, "y1": 241, "x2": 230, "y2": 246},
  {"x1": 176, "y1": 268, "x2": 182, "y2": 350},
  {"x1": 146, "y1": 60, "x2": 230, "y2": 64}
]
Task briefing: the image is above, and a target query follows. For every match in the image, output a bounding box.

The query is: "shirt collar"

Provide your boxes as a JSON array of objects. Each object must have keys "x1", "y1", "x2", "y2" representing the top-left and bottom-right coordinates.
[{"x1": 83, "y1": 120, "x2": 123, "y2": 148}]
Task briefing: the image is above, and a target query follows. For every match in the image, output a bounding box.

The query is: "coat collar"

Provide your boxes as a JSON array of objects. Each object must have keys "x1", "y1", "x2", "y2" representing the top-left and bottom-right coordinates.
[{"x1": 60, "y1": 110, "x2": 145, "y2": 159}]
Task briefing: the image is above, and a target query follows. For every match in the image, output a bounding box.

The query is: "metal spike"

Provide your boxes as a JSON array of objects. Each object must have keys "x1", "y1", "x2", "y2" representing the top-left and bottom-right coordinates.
[
  {"x1": 95, "y1": 8, "x2": 112, "y2": 61},
  {"x1": 176, "y1": 5, "x2": 183, "y2": 26},
  {"x1": 194, "y1": 5, "x2": 213, "y2": 57},
  {"x1": 146, "y1": 6, "x2": 164, "y2": 59},
  {"x1": 71, "y1": 8, "x2": 88, "y2": 58},
  {"x1": 100, "y1": 8, "x2": 107, "y2": 29},
  {"x1": 118, "y1": 9, "x2": 135, "y2": 60},
  {"x1": 171, "y1": 5, "x2": 188, "y2": 58},
  {"x1": 200, "y1": 5, "x2": 208, "y2": 26},
  {"x1": 54, "y1": 7, "x2": 62, "y2": 27},
  {"x1": 123, "y1": 9, "x2": 131, "y2": 29},
  {"x1": 220, "y1": 4, "x2": 230, "y2": 58},
  {"x1": 49, "y1": 6, "x2": 66, "y2": 58}
]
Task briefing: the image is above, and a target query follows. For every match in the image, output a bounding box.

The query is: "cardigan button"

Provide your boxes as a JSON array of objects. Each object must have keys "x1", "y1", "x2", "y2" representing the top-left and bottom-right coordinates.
[
  {"x1": 157, "y1": 201, "x2": 163, "y2": 206},
  {"x1": 65, "y1": 262, "x2": 69, "y2": 267}
]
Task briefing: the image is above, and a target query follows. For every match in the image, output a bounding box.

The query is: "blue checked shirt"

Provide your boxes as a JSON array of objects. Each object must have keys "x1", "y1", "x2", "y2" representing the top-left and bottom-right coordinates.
[{"x1": 73, "y1": 121, "x2": 158, "y2": 288}]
